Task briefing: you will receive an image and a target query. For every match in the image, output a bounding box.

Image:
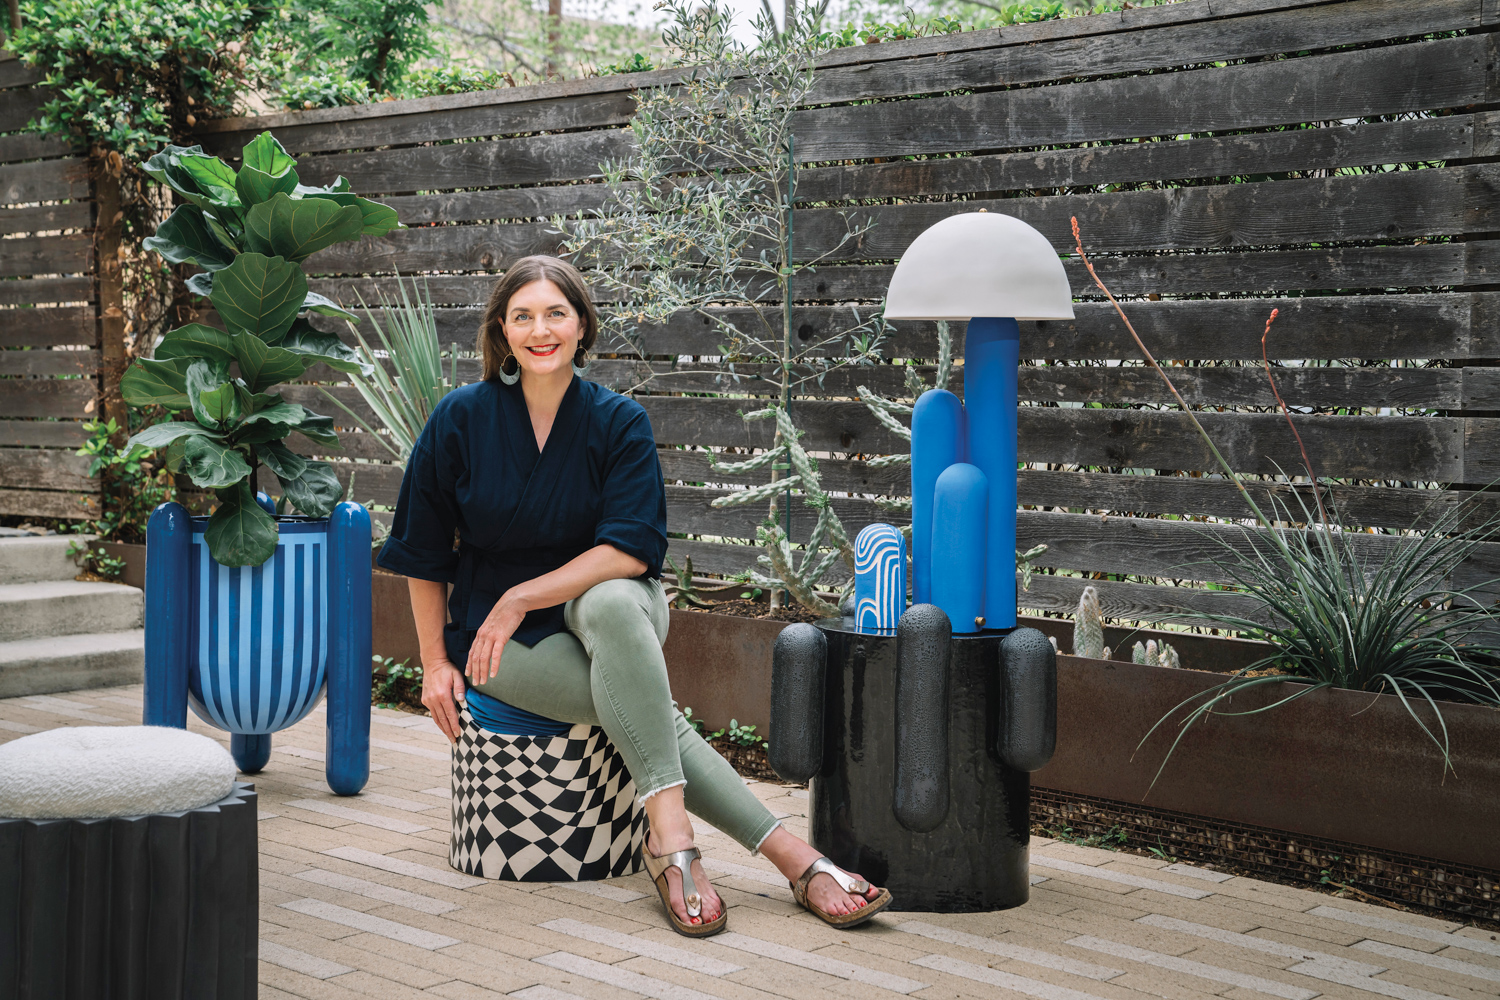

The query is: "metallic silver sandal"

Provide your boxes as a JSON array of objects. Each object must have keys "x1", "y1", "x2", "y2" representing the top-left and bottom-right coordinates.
[
  {"x1": 790, "y1": 857, "x2": 892, "y2": 928},
  {"x1": 642, "y1": 845, "x2": 727, "y2": 937}
]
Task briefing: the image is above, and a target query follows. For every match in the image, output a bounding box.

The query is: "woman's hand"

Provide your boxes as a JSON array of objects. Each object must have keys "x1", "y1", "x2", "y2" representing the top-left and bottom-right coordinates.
[
  {"x1": 467, "y1": 592, "x2": 527, "y2": 686},
  {"x1": 421, "y1": 658, "x2": 468, "y2": 744}
]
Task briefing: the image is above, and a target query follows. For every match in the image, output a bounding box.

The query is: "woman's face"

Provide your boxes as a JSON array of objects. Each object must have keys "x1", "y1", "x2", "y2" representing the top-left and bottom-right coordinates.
[{"x1": 501, "y1": 278, "x2": 583, "y2": 380}]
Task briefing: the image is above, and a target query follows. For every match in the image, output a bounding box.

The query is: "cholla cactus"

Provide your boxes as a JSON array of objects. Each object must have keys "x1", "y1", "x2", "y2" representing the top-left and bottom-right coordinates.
[
  {"x1": 1072, "y1": 585, "x2": 1106, "y2": 659},
  {"x1": 1132, "y1": 639, "x2": 1181, "y2": 669}
]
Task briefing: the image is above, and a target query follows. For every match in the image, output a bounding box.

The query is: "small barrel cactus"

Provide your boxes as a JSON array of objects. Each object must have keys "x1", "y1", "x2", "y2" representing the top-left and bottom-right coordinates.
[
  {"x1": 1072, "y1": 585, "x2": 1106, "y2": 659},
  {"x1": 1132, "y1": 639, "x2": 1181, "y2": 669}
]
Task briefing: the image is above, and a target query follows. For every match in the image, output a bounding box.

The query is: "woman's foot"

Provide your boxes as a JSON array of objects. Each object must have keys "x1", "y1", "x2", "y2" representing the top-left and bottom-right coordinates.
[
  {"x1": 643, "y1": 789, "x2": 723, "y2": 926},
  {"x1": 759, "y1": 826, "x2": 881, "y2": 917}
]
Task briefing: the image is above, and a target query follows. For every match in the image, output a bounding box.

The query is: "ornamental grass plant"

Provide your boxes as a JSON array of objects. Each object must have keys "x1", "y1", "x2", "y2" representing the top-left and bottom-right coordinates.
[{"x1": 1070, "y1": 217, "x2": 1500, "y2": 786}]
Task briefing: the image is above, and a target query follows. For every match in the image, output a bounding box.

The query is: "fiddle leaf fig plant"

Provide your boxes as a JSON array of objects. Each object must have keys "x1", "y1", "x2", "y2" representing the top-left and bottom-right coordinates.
[{"x1": 122, "y1": 130, "x2": 401, "y2": 567}]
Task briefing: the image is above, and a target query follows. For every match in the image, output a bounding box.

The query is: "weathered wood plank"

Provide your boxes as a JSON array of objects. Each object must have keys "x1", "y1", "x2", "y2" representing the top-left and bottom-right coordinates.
[
  {"x1": 0, "y1": 58, "x2": 44, "y2": 91},
  {"x1": 291, "y1": 34, "x2": 1494, "y2": 200},
  {"x1": 0, "y1": 446, "x2": 95, "y2": 491},
  {"x1": 0, "y1": 234, "x2": 91, "y2": 279},
  {"x1": 0, "y1": 156, "x2": 89, "y2": 206},
  {"x1": 0, "y1": 486, "x2": 98, "y2": 520},
  {"x1": 795, "y1": 34, "x2": 1497, "y2": 162},
  {"x1": 807, "y1": 0, "x2": 1481, "y2": 105},
  {"x1": 0, "y1": 85, "x2": 47, "y2": 134},
  {"x1": 662, "y1": 450, "x2": 1500, "y2": 530},
  {"x1": 0, "y1": 307, "x2": 96, "y2": 346},
  {"x1": 0, "y1": 201, "x2": 92, "y2": 236},
  {"x1": 0, "y1": 278, "x2": 92, "y2": 307},
  {"x1": 372, "y1": 113, "x2": 1491, "y2": 227},
  {"x1": 0, "y1": 348, "x2": 98, "y2": 377},
  {"x1": 0, "y1": 378, "x2": 96, "y2": 418},
  {"x1": 798, "y1": 165, "x2": 1494, "y2": 261},
  {"x1": 0, "y1": 418, "x2": 89, "y2": 448},
  {"x1": 0, "y1": 131, "x2": 74, "y2": 165},
  {"x1": 640, "y1": 395, "x2": 1500, "y2": 481},
  {"x1": 1017, "y1": 573, "x2": 1273, "y2": 628}
]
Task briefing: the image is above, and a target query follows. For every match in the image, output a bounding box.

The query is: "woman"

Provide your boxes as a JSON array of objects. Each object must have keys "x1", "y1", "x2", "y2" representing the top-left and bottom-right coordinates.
[{"x1": 378, "y1": 255, "x2": 892, "y2": 937}]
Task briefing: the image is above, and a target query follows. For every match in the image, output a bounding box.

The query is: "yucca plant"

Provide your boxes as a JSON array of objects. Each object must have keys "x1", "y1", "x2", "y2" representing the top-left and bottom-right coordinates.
[
  {"x1": 320, "y1": 274, "x2": 458, "y2": 464},
  {"x1": 1070, "y1": 216, "x2": 1500, "y2": 785}
]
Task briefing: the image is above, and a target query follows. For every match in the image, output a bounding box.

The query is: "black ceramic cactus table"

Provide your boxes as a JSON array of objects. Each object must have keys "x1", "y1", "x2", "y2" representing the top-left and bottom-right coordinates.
[{"x1": 771, "y1": 602, "x2": 1057, "y2": 912}]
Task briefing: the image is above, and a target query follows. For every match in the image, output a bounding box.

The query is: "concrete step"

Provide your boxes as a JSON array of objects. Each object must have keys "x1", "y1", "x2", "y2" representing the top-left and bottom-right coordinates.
[
  {"x1": 0, "y1": 535, "x2": 92, "y2": 584},
  {"x1": 0, "y1": 581, "x2": 144, "y2": 641},
  {"x1": 0, "y1": 630, "x2": 144, "y2": 699}
]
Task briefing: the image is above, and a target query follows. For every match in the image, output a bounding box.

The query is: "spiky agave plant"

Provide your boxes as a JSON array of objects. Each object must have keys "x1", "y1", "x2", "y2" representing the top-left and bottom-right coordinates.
[
  {"x1": 1139, "y1": 490, "x2": 1500, "y2": 785},
  {"x1": 1070, "y1": 216, "x2": 1500, "y2": 786}
]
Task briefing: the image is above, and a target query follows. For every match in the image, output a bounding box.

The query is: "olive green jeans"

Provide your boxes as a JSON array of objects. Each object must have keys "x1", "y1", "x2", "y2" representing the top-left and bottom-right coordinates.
[{"x1": 471, "y1": 576, "x2": 782, "y2": 853}]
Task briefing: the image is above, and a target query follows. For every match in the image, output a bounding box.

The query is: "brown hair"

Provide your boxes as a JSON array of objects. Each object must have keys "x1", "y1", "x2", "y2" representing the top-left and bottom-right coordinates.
[{"x1": 477, "y1": 256, "x2": 600, "y2": 381}]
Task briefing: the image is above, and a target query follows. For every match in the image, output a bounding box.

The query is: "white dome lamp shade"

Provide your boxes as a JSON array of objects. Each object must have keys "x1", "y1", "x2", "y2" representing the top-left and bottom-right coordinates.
[
  {"x1": 892, "y1": 211, "x2": 1075, "y2": 633},
  {"x1": 884, "y1": 211, "x2": 1075, "y2": 321}
]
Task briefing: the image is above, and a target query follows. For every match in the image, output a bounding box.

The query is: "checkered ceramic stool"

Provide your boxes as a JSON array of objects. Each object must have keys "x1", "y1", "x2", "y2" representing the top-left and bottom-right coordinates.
[{"x1": 449, "y1": 706, "x2": 647, "y2": 881}]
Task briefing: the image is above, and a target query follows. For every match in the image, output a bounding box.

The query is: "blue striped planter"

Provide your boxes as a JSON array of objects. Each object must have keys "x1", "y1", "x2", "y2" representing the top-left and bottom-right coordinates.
[
  {"x1": 186, "y1": 519, "x2": 330, "y2": 736},
  {"x1": 144, "y1": 500, "x2": 373, "y2": 796}
]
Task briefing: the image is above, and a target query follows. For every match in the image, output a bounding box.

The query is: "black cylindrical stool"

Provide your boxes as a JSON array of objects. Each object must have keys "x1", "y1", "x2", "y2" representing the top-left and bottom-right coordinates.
[
  {"x1": 809, "y1": 621, "x2": 1034, "y2": 912},
  {"x1": 450, "y1": 706, "x2": 646, "y2": 881},
  {"x1": 0, "y1": 726, "x2": 257, "y2": 999}
]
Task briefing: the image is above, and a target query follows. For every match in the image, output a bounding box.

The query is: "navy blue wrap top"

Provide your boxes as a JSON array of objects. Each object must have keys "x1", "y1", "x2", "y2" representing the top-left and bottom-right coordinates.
[{"x1": 376, "y1": 376, "x2": 668, "y2": 668}]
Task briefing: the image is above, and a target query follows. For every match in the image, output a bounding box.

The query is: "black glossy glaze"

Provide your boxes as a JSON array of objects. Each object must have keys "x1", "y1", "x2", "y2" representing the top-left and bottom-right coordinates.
[
  {"x1": 811, "y1": 620, "x2": 1032, "y2": 912},
  {"x1": 998, "y1": 627, "x2": 1058, "y2": 773},
  {"x1": 769, "y1": 623, "x2": 827, "y2": 784},
  {"x1": 893, "y1": 604, "x2": 952, "y2": 833}
]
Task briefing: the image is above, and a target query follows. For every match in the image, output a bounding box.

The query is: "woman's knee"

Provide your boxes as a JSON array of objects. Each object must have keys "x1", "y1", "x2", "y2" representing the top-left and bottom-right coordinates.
[{"x1": 568, "y1": 577, "x2": 653, "y2": 634}]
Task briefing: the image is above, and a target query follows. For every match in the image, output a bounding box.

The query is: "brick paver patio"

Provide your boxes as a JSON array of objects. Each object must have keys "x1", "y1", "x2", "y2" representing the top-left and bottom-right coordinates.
[{"x1": 4, "y1": 684, "x2": 1498, "y2": 1000}]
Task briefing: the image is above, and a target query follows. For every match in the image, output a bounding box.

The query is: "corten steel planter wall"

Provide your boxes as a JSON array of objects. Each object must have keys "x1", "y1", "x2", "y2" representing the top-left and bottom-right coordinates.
[
  {"x1": 97, "y1": 541, "x2": 146, "y2": 590},
  {"x1": 372, "y1": 570, "x2": 423, "y2": 667},
  {"x1": 662, "y1": 609, "x2": 787, "y2": 732},
  {"x1": 1035, "y1": 656, "x2": 1500, "y2": 871}
]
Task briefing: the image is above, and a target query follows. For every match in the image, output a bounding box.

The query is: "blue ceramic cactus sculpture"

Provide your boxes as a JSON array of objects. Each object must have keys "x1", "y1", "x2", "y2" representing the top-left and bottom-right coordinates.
[{"x1": 854, "y1": 523, "x2": 907, "y2": 631}]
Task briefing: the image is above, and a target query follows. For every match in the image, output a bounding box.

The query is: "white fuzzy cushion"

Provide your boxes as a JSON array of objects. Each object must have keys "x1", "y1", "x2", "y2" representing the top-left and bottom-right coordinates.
[{"x1": 0, "y1": 726, "x2": 237, "y2": 820}]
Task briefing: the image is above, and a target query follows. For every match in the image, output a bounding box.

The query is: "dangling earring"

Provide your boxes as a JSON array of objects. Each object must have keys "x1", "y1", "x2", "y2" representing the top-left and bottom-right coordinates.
[
  {"x1": 498, "y1": 354, "x2": 521, "y2": 385},
  {"x1": 571, "y1": 346, "x2": 589, "y2": 378}
]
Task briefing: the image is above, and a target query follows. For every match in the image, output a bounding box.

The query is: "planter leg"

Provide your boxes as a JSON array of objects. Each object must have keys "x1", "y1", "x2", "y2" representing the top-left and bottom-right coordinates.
[
  {"x1": 769, "y1": 623, "x2": 826, "y2": 784},
  {"x1": 997, "y1": 627, "x2": 1057, "y2": 772},
  {"x1": 894, "y1": 603, "x2": 952, "y2": 832},
  {"x1": 143, "y1": 501, "x2": 193, "y2": 729},
  {"x1": 230, "y1": 732, "x2": 272, "y2": 773},
  {"x1": 325, "y1": 502, "x2": 372, "y2": 796}
]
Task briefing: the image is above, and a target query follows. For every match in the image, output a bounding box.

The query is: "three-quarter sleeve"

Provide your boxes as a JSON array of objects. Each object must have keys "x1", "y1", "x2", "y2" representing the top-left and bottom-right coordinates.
[
  {"x1": 376, "y1": 434, "x2": 462, "y2": 583},
  {"x1": 593, "y1": 406, "x2": 668, "y2": 577}
]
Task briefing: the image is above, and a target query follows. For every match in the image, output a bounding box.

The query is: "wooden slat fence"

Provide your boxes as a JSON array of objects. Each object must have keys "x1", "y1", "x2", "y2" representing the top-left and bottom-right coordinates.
[
  {"x1": 0, "y1": 51, "x2": 101, "y2": 522},
  {"x1": 187, "y1": 0, "x2": 1500, "y2": 623}
]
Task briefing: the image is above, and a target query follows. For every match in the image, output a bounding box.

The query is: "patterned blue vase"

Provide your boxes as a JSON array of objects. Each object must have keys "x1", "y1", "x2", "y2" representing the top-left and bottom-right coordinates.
[
  {"x1": 854, "y1": 523, "x2": 907, "y2": 632},
  {"x1": 144, "y1": 500, "x2": 373, "y2": 796}
]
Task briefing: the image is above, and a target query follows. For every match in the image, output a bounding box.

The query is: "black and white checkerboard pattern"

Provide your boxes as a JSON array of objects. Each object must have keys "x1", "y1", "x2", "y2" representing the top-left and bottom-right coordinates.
[{"x1": 450, "y1": 709, "x2": 646, "y2": 882}]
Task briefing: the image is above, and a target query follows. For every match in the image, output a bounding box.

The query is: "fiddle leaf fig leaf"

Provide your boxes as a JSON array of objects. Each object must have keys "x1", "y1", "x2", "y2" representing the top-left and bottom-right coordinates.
[
  {"x1": 211, "y1": 253, "x2": 306, "y2": 342},
  {"x1": 298, "y1": 191, "x2": 402, "y2": 236},
  {"x1": 126, "y1": 420, "x2": 220, "y2": 451},
  {"x1": 295, "y1": 409, "x2": 339, "y2": 447},
  {"x1": 181, "y1": 435, "x2": 252, "y2": 489},
  {"x1": 142, "y1": 205, "x2": 236, "y2": 270},
  {"x1": 201, "y1": 210, "x2": 242, "y2": 255},
  {"x1": 259, "y1": 192, "x2": 365, "y2": 262},
  {"x1": 281, "y1": 321, "x2": 373, "y2": 376},
  {"x1": 205, "y1": 481, "x2": 279, "y2": 567},
  {"x1": 231, "y1": 331, "x2": 312, "y2": 393},
  {"x1": 121, "y1": 357, "x2": 193, "y2": 410},
  {"x1": 279, "y1": 458, "x2": 343, "y2": 516},
  {"x1": 242, "y1": 132, "x2": 298, "y2": 176},
  {"x1": 300, "y1": 290, "x2": 358, "y2": 322},
  {"x1": 153, "y1": 323, "x2": 235, "y2": 364},
  {"x1": 178, "y1": 154, "x2": 242, "y2": 212},
  {"x1": 186, "y1": 358, "x2": 237, "y2": 427},
  {"x1": 186, "y1": 271, "x2": 214, "y2": 298},
  {"x1": 260, "y1": 439, "x2": 309, "y2": 481},
  {"x1": 236, "y1": 163, "x2": 300, "y2": 208},
  {"x1": 242, "y1": 199, "x2": 276, "y2": 256}
]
